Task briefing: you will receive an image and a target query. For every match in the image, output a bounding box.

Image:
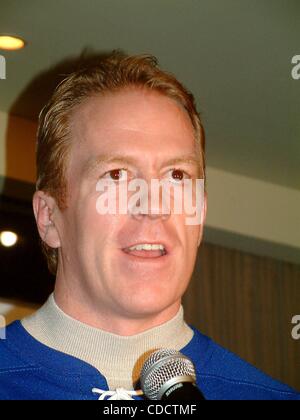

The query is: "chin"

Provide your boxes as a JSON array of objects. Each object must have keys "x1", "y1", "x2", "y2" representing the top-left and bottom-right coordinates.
[{"x1": 121, "y1": 293, "x2": 181, "y2": 320}]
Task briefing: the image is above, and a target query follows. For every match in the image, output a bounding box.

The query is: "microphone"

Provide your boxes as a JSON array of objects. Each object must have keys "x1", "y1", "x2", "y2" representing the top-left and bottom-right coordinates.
[{"x1": 140, "y1": 349, "x2": 205, "y2": 400}]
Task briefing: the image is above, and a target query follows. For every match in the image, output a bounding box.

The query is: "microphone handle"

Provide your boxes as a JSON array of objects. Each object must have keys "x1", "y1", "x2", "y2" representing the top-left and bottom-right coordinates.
[{"x1": 161, "y1": 381, "x2": 205, "y2": 401}]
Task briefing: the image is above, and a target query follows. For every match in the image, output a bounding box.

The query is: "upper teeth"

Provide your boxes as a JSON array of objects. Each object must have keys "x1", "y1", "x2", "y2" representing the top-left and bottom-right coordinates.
[{"x1": 128, "y1": 244, "x2": 165, "y2": 251}]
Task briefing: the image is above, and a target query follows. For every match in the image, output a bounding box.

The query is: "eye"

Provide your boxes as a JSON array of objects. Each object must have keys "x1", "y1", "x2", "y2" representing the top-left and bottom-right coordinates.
[
  {"x1": 166, "y1": 169, "x2": 190, "y2": 184},
  {"x1": 103, "y1": 168, "x2": 128, "y2": 182}
]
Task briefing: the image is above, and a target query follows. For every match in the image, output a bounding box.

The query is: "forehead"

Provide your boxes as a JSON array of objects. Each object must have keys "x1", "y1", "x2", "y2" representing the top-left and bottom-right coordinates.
[{"x1": 69, "y1": 88, "x2": 198, "y2": 171}]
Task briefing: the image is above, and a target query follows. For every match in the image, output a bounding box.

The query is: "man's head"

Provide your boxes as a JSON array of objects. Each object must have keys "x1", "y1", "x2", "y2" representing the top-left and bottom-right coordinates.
[{"x1": 33, "y1": 52, "x2": 207, "y2": 326}]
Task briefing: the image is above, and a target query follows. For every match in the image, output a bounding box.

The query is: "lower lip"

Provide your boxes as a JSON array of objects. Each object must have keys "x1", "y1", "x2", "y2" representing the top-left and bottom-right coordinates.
[{"x1": 120, "y1": 249, "x2": 170, "y2": 265}]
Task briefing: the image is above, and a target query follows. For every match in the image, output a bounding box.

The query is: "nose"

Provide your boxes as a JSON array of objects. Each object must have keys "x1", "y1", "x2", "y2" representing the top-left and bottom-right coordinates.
[{"x1": 128, "y1": 180, "x2": 171, "y2": 222}]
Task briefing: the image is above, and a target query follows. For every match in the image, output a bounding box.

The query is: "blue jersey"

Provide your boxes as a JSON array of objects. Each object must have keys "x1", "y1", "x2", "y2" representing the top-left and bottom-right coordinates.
[{"x1": 0, "y1": 321, "x2": 299, "y2": 400}]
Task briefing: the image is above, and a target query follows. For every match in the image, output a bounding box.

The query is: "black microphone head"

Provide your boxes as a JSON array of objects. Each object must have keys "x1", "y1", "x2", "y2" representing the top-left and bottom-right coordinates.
[{"x1": 140, "y1": 349, "x2": 196, "y2": 400}]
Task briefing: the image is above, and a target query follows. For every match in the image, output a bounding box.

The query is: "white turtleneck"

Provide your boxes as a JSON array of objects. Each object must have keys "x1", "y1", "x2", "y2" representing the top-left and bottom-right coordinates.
[{"x1": 21, "y1": 294, "x2": 194, "y2": 391}]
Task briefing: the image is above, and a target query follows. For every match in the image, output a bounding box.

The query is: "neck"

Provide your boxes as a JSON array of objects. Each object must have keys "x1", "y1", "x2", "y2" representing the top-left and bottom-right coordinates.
[
  {"x1": 54, "y1": 282, "x2": 182, "y2": 336},
  {"x1": 22, "y1": 293, "x2": 194, "y2": 390}
]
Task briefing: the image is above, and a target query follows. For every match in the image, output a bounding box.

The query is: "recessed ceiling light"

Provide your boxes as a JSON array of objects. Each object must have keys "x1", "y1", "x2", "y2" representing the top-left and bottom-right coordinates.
[
  {"x1": 0, "y1": 231, "x2": 18, "y2": 247},
  {"x1": 0, "y1": 35, "x2": 26, "y2": 51}
]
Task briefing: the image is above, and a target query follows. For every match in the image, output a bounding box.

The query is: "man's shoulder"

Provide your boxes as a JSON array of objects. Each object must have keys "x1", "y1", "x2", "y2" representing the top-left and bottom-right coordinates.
[
  {"x1": 0, "y1": 321, "x2": 37, "y2": 373},
  {"x1": 0, "y1": 321, "x2": 42, "y2": 400},
  {"x1": 187, "y1": 327, "x2": 300, "y2": 400}
]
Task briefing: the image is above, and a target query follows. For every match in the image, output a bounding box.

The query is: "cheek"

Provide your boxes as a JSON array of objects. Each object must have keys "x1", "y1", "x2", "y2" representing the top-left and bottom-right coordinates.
[
  {"x1": 61, "y1": 197, "x2": 102, "y2": 251},
  {"x1": 77, "y1": 206, "x2": 127, "y2": 255},
  {"x1": 177, "y1": 212, "x2": 200, "y2": 243},
  {"x1": 182, "y1": 224, "x2": 200, "y2": 262},
  {"x1": 67, "y1": 180, "x2": 127, "y2": 253}
]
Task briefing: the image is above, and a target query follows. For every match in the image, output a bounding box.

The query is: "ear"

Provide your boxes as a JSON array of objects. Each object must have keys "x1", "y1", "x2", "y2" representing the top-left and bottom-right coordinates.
[
  {"x1": 32, "y1": 191, "x2": 61, "y2": 248},
  {"x1": 197, "y1": 191, "x2": 207, "y2": 247}
]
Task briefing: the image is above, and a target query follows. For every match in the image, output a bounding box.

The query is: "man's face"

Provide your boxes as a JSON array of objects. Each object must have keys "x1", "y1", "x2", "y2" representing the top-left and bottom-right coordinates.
[{"x1": 55, "y1": 88, "x2": 206, "y2": 320}]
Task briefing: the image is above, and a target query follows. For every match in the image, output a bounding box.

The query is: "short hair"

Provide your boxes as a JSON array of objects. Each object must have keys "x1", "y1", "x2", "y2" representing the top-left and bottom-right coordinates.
[{"x1": 36, "y1": 51, "x2": 206, "y2": 275}]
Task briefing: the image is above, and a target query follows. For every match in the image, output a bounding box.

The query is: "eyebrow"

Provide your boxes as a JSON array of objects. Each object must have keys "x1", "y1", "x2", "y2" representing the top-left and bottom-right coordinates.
[{"x1": 84, "y1": 153, "x2": 204, "y2": 177}]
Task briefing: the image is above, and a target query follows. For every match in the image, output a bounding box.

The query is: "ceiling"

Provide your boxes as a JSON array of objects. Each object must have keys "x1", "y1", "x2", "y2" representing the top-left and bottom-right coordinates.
[{"x1": 0, "y1": 0, "x2": 299, "y2": 190}]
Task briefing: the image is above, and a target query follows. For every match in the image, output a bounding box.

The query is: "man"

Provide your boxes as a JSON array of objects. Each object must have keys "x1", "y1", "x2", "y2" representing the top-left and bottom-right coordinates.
[{"x1": 0, "y1": 52, "x2": 299, "y2": 400}]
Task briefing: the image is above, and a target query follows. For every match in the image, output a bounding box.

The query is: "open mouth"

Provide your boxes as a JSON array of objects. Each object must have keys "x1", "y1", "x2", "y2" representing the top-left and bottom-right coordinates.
[{"x1": 122, "y1": 244, "x2": 168, "y2": 259}]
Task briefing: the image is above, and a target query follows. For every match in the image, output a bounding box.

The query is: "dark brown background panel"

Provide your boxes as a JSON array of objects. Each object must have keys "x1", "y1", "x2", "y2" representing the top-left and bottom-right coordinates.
[
  {"x1": 0, "y1": 192, "x2": 54, "y2": 303},
  {"x1": 183, "y1": 243, "x2": 300, "y2": 392}
]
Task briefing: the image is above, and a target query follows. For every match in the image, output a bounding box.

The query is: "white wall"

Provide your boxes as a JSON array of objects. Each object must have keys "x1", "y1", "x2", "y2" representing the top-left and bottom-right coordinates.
[{"x1": 206, "y1": 167, "x2": 300, "y2": 251}]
